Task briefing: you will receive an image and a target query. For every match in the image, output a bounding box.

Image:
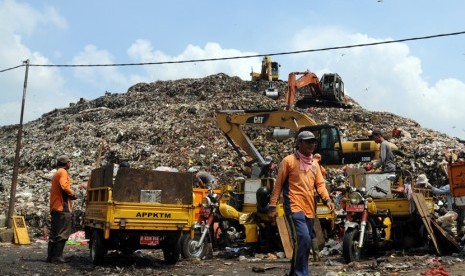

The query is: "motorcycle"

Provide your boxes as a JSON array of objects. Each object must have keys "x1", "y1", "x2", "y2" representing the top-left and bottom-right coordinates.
[
  {"x1": 181, "y1": 180, "x2": 256, "y2": 259},
  {"x1": 182, "y1": 177, "x2": 283, "y2": 259},
  {"x1": 342, "y1": 183, "x2": 393, "y2": 263}
]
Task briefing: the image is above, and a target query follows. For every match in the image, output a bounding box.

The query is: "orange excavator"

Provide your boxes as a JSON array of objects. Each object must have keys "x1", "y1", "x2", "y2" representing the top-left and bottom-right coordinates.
[{"x1": 285, "y1": 71, "x2": 351, "y2": 109}]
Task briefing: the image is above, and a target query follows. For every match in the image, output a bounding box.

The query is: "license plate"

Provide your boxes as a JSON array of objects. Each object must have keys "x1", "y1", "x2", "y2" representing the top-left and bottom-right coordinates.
[
  {"x1": 140, "y1": 236, "x2": 159, "y2": 246},
  {"x1": 199, "y1": 208, "x2": 211, "y2": 217},
  {"x1": 346, "y1": 204, "x2": 364, "y2": 212}
]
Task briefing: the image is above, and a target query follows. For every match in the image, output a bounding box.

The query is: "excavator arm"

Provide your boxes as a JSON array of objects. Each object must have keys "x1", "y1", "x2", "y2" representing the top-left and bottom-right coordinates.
[
  {"x1": 216, "y1": 108, "x2": 400, "y2": 168},
  {"x1": 216, "y1": 109, "x2": 317, "y2": 166}
]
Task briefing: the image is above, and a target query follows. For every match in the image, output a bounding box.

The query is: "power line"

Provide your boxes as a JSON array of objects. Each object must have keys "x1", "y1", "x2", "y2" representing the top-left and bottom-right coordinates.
[
  {"x1": 0, "y1": 64, "x2": 25, "y2": 73},
  {"x1": 1, "y1": 30, "x2": 465, "y2": 72}
]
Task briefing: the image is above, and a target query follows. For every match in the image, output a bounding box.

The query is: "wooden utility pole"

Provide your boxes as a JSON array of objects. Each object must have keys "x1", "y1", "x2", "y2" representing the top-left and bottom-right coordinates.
[{"x1": 7, "y1": 60, "x2": 30, "y2": 228}]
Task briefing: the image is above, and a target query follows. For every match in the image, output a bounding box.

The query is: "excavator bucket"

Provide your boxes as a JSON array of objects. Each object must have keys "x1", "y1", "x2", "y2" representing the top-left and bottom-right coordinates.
[
  {"x1": 264, "y1": 81, "x2": 279, "y2": 99},
  {"x1": 264, "y1": 87, "x2": 278, "y2": 99}
]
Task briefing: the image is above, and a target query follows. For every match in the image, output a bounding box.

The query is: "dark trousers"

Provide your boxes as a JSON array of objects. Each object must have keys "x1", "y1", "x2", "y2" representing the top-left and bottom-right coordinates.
[
  {"x1": 49, "y1": 211, "x2": 72, "y2": 242},
  {"x1": 287, "y1": 211, "x2": 314, "y2": 276}
]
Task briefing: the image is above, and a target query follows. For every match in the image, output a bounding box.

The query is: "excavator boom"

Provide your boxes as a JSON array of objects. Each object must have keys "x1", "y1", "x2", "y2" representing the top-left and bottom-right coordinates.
[
  {"x1": 216, "y1": 109, "x2": 317, "y2": 166},
  {"x1": 215, "y1": 109, "x2": 387, "y2": 168}
]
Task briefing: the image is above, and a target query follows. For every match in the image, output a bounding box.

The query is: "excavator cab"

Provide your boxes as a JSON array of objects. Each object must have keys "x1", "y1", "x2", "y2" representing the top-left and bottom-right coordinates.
[
  {"x1": 320, "y1": 73, "x2": 344, "y2": 103},
  {"x1": 298, "y1": 125, "x2": 344, "y2": 165},
  {"x1": 297, "y1": 126, "x2": 379, "y2": 166},
  {"x1": 270, "y1": 61, "x2": 280, "y2": 81}
]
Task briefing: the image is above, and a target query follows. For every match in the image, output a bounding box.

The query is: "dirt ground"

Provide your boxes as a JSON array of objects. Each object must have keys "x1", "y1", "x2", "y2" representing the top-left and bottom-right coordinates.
[{"x1": 1, "y1": 242, "x2": 465, "y2": 276}]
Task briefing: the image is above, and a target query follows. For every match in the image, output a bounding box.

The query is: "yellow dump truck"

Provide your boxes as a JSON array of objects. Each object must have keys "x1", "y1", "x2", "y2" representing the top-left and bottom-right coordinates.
[{"x1": 84, "y1": 165, "x2": 195, "y2": 265}]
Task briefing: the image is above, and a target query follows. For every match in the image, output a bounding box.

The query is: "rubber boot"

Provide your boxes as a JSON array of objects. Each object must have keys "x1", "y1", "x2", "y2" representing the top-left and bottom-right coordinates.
[
  {"x1": 311, "y1": 238, "x2": 321, "y2": 262},
  {"x1": 46, "y1": 241, "x2": 54, "y2": 263},
  {"x1": 51, "y1": 240, "x2": 68, "y2": 263}
]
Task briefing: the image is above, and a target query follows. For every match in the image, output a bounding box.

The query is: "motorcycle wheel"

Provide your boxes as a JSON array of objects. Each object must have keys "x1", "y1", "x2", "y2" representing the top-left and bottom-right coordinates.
[
  {"x1": 342, "y1": 228, "x2": 361, "y2": 263},
  {"x1": 181, "y1": 234, "x2": 208, "y2": 259}
]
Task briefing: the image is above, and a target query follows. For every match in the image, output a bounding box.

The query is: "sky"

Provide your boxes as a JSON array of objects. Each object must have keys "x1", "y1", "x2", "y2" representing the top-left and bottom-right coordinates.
[{"x1": 1, "y1": 0, "x2": 465, "y2": 140}]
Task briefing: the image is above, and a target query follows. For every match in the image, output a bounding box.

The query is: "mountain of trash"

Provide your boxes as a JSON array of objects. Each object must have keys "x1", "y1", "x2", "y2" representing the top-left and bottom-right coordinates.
[{"x1": 0, "y1": 73, "x2": 463, "y2": 237}]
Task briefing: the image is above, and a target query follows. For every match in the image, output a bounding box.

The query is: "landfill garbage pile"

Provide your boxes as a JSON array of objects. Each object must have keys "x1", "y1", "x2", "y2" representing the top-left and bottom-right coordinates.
[{"x1": 0, "y1": 73, "x2": 463, "y2": 238}]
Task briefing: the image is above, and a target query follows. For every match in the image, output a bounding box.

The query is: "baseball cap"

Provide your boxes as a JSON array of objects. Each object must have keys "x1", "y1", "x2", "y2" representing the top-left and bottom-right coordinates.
[
  {"x1": 415, "y1": 174, "x2": 429, "y2": 184},
  {"x1": 264, "y1": 156, "x2": 273, "y2": 165},
  {"x1": 297, "y1": 131, "x2": 317, "y2": 141},
  {"x1": 57, "y1": 155, "x2": 70, "y2": 164},
  {"x1": 371, "y1": 129, "x2": 383, "y2": 137}
]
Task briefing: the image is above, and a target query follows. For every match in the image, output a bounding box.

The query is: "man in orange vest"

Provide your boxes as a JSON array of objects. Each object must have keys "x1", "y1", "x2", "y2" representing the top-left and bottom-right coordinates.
[
  {"x1": 268, "y1": 131, "x2": 334, "y2": 275},
  {"x1": 47, "y1": 155, "x2": 77, "y2": 263}
]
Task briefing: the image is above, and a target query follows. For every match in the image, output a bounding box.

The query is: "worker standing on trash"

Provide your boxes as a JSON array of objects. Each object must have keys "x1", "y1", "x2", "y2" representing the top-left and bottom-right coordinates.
[
  {"x1": 259, "y1": 155, "x2": 278, "y2": 178},
  {"x1": 188, "y1": 166, "x2": 216, "y2": 189},
  {"x1": 268, "y1": 131, "x2": 334, "y2": 276},
  {"x1": 47, "y1": 155, "x2": 77, "y2": 263},
  {"x1": 366, "y1": 129, "x2": 396, "y2": 172}
]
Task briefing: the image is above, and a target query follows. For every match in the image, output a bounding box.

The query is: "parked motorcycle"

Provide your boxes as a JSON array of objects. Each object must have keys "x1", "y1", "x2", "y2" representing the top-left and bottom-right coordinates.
[
  {"x1": 181, "y1": 181, "x2": 255, "y2": 259},
  {"x1": 182, "y1": 176, "x2": 283, "y2": 259},
  {"x1": 342, "y1": 184, "x2": 393, "y2": 263}
]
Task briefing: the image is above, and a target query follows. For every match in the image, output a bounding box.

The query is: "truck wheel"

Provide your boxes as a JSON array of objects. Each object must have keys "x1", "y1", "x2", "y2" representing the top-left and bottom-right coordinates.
[
  {"x1": 181, "y1": 234, "x2": 208, "y2": 259},
  {"x1": 90, "y1": 230, "x2": 106, "y2": 265},
  {"x1": 163, "y1": 236, "x2": 180, "y2": 264},
  {"x1": 342, "y1": 228, "x2": 361, "y2": 263}
]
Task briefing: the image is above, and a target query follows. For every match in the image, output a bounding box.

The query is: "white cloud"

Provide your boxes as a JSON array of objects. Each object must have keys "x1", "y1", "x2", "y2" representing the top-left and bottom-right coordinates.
[
  {"x1": 0, "y1": 0, "x2": 72, "y2": 126},
  {"x1": 289, "y1": 26, "x2": 465, "y2": 139},
  {"x1": 127, "y1": 40, "x2": 259, "y2": 81},
  {"x1": 0, "y1": 0, "x2": 67, "y2": 36},
  {"x1": 72, "y1": 44, "x2": 129, "y2": 90}
]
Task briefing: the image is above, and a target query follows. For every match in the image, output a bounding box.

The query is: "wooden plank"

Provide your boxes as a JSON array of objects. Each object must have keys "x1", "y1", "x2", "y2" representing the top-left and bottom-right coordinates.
[
  {"x1": 411, "y1": 193, "x2": 441, "y2": 255},
  {"x1": 90, "y1": 167, "x2": 105, "y2": 188},
  {"x1": 12, "y1": 216, "x2": 31, "y2": 245},
  {"x1": 313, "y1": 217, "x2": 325, "y2": 249},
  {"x1": 430, "y1": 219, "x2": 461, "y2": 253},
  {"x1": 276, "y1": 216, "x2": 293, "y2": 259}
]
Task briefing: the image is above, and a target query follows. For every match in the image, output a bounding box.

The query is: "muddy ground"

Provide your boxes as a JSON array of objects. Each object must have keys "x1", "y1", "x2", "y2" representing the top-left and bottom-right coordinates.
[{"x1": 1, "y1": 242, "x2": 465, "y2": 276}]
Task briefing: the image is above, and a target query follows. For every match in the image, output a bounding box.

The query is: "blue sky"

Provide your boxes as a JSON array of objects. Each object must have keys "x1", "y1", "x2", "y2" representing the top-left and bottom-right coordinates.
[{"x1": 1, "y1": 0, "x2": 465, "y2": 140}]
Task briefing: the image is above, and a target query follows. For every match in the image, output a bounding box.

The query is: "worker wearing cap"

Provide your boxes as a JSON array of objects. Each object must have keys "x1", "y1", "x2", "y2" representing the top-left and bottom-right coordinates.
[
  {"x1": 268, "y1": 131, "x2": 334, "y2": 276},
  {"x1": 367, "y1": 129, "x2": 396, "y2": 172},
  {"x1": 259, "y1": 155, "x2": 278, "y2": 178},
  {"x1": 47, "y1": 155, "x2": 76, "y2": 263}
]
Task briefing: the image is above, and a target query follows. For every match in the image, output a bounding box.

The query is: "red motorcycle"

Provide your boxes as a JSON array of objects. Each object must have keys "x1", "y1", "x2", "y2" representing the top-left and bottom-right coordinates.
[{"x1": 342, "y1": 184, "x2": 392, "y2": 263}]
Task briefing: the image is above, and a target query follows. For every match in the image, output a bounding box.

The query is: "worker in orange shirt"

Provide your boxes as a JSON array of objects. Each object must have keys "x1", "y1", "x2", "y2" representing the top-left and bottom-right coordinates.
[
  {"x1": 47, "y1": 155, "x2": 77, "y2": 263},
  {"x1": 268, "y1": 131, "x2": 334, "y2": 276}
]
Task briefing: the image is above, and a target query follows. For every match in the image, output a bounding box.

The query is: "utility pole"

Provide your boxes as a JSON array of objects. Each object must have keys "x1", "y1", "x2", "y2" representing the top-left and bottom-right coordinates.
[{"x1": 7, "y1": 59, "x2": 30, "y2": 228}]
